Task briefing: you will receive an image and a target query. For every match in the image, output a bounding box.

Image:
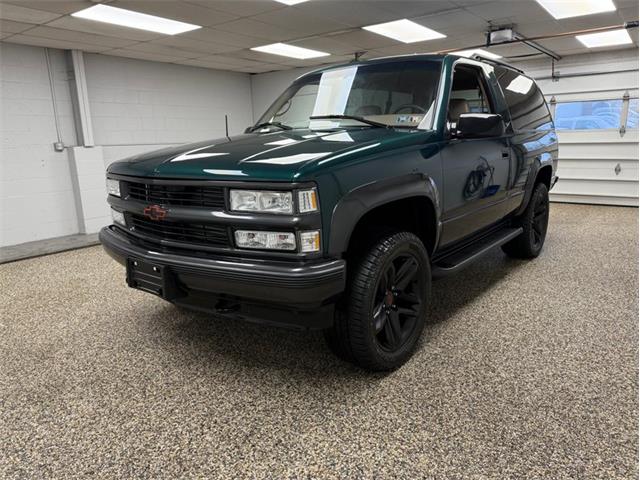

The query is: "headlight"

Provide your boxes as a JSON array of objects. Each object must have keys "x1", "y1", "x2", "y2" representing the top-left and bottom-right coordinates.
[
  {"x1": 298, "y1": 189, "x2": 318, "y2": 213},
  {"x1": 230, "y1": 190, "x2": 293, "y2": 214},
  {"x1": 111, "y1": 208, "x2": 125, "y2": 226},
  {"x1": 106, "y1": 178, "x2": 120, "y2": 197},
  {"x1": 234, "y1": 230, "x2": 296, "y2": 251}
]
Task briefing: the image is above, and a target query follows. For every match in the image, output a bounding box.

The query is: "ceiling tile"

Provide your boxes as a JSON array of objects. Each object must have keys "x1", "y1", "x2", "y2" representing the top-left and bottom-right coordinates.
[
  {"x1": 25, "y1": 25, "x2": 137, "y2": 48},
  {"x1": 186, "y1": 0, "x2": 284, "y2": 17},
  {"x1": 3, "y1": 1, "x2": 93, "y2": 15},
  {"x1": 290, "y1": 1, "x2": 400, "y2": 28},
  {"x1": 111, "y1": 0, "x2": 239, "y2": 27},
  {"x1": 182, "y1": 26, "x2": 266, "y2": 48},
  {"x1": 124, "y1": 41, "x2": 205, "y2": 58},
  {"x1": 0, "y1": 19, "x2": 34, "y2": 34},
  {"x1": 46, "y1": 15, "x2": 164, "y2": 40},
  {"x1": 413, "y1": 9, "x2": 486, "y2": 34},
  {"x1": 105, "y1": 49, "x2": 186, "y2": 63},
  {"x1": 555, "y1": 11, "x2": 624, "y2": 32},
  {"x1": 214, "y1": 18, "x2": 300, "y2": 41},
  {"x1": 188, "y1": 53, "x2": 275, "y2": 68},
  {"x1": 251, "y1": 8, "x2": 352, "y2": 36},
  {"x1": 3, "y1": 33, "x2": 110, "y2": 51},
  {"x1": 0, "y1": 2, "x2": 61, "y2": 23},
  {"x1": 179, "y1": 58, "x2": 256, "y2": 71},
  {"x1": 463, "y1": 0, "x2": 544, "y2": 22},
  {"x1": 152, "y1": 35, "x2": 240, "y2": 54},
  {"x1": 376, "y1": 0, "x2": 454, "y2": 17},
  {"x1": 327, "y1": 30, "x2": 398, "y2": 50},
  {"x1": 290, "y1": 36, "x2": 359, "y2": 55}
]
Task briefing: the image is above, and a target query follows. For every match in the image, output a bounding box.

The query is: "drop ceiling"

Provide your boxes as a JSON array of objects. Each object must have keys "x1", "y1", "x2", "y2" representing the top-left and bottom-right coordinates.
[{"x1": 0, "y1": 0, "x2": 637, "y2": 73}]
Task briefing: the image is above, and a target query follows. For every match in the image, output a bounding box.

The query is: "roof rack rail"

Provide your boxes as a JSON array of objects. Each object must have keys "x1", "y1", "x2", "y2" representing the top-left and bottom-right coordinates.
[{"x1": 470, "y1": 53, "x2": 525, "y2": 74}]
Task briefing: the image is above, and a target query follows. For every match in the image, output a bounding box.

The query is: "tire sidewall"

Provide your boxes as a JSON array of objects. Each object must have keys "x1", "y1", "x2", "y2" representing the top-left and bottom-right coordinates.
[{"x1": 349, "y1": 232, "x2": 431, "y2": 369}]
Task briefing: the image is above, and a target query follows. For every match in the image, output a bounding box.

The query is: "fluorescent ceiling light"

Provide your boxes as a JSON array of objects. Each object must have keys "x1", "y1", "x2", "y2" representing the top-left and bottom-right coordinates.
[
  {"x1": 273, "y1": 0, "x2": 309, "y2": 4},
  {"x1": 535, "y1": 0, "x2": 616, "y2": 19},
  {"x1": 362, "y1": 19, "x2": 445, "y2": 44},
  {"x1": 577, "y1": 29, "x2": 633, "y2": 48},
  {"x1": 451, "y1": 49, "x2": 502, "y2": 60},
  {"x1": 251, "y1": 43, "x2": 330, "y2": 59},
  {"x1": 71, "y1": 5, "x2": 201, "y2": 35}
]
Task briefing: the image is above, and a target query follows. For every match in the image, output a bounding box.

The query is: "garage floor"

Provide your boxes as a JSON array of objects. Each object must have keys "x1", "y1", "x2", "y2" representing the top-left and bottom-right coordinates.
[{"x1": 1, "y1": 203, "x2": 637, "y2": 479}]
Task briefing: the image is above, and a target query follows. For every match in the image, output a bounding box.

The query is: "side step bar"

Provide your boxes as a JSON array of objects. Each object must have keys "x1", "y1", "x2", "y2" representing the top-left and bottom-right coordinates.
[{"x1": 432, "y1": 227, "x2": 523, "y2": 279}]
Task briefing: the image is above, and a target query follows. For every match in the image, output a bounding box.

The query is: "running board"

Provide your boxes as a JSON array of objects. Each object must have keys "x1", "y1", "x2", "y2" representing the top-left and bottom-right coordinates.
[{"x1": 432, "y1": 227, "x2": 523, "y2": 279}]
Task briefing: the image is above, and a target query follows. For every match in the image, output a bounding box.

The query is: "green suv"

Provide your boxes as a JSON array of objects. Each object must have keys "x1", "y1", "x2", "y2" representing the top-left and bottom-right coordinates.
[{"x1": 100, "y1": 54, "x2": 558, "y2": 370}]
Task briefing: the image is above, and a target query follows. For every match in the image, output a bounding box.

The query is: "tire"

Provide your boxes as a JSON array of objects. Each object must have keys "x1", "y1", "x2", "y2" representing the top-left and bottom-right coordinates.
[
  {"x1": 502, "y1": 182, "x2": 550, "y2": 259},
  {"x1": 325, "y1": 231, "x2": 431, "y2": 371}
]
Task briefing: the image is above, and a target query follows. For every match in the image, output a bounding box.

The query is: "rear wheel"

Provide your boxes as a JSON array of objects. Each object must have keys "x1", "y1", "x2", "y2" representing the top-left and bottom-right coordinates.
[
  {"x1": 502, "y1": 182, "x2": 549, "y2": 259},
  {"x1": 325, "y1": 231, "x2": 430, "y2": 371}
]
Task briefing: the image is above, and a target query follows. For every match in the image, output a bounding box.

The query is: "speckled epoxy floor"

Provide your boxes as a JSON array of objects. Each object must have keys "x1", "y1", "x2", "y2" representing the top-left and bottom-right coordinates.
[{"x1": 1, "y1": 204, "x2": 637, "y2": 479}]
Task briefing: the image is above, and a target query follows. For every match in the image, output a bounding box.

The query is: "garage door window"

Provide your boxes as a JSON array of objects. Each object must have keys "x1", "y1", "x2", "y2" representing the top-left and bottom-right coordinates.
[
  {"x1": 627, "y1": 98, "x2": 638, "y2": 128},
  {"x1": 554, "y1": 99, "x2": 623, "y2": 130}
]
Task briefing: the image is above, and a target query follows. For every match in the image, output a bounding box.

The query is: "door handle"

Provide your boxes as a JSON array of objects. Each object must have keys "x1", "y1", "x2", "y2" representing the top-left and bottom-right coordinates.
[{"x1": 501, "y1": 150, "x2": 510, "y2": 158}]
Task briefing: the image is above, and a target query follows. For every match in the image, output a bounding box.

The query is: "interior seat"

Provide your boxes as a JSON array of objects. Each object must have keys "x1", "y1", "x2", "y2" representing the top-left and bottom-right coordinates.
[{"x1": 448, "y1": 99, "x2": 469, "y2": 124}]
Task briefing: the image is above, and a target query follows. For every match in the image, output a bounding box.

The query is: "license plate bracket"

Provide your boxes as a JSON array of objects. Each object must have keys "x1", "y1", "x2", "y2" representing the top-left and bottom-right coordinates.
[{"x1": 126, "y1": 258, "x2": 181, "y2": 300}]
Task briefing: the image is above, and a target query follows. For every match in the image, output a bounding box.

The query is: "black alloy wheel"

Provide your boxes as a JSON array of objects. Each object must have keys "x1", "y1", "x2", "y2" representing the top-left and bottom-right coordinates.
[
  {"x1": 324, "y1": 231, "x2": 430, "y2": 371},
  {"x1": 502, "y1": 182, "x2": 550, "y2": 259},
  {"x1": 372, "y1": 253, "x2": 423, "y2": 353}
]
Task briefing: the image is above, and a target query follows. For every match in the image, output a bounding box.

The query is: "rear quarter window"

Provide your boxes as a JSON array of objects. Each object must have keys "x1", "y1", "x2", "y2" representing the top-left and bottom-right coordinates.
[{"x1": 495, "y1": 67, "x2": 552, "y2": 132}]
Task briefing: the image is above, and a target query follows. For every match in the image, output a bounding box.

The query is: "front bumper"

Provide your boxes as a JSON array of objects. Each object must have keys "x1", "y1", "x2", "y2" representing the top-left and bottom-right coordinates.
[{"x1": 99, "y1": 226, "x2": 346, "y2": 328}]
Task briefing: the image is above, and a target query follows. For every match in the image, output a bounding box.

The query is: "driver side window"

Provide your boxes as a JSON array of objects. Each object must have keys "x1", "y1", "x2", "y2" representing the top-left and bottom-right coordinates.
[{"x1": 448, "y1": 66, "x2": 492, "y2": 128}]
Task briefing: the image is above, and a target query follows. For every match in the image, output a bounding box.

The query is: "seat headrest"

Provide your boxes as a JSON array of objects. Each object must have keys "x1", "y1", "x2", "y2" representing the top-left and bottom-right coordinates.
[{"x1": 448, "y1": 99, "x2": 469, "y2": 123}]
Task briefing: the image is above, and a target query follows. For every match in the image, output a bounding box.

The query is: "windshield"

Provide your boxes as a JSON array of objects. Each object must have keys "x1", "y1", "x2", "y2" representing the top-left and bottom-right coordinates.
[{"x1": 256, "y1": 60, "x2": 441, "y2": 130}]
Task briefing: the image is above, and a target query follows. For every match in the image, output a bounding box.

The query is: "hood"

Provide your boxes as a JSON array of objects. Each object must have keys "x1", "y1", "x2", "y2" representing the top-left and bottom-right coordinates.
[{"x1": 107, "y1": 128, "x2": 432, "y2": 182}]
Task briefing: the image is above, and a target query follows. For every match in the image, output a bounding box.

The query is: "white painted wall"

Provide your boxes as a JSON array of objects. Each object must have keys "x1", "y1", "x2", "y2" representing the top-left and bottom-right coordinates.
[
  {"x1": 83, "y1": 53, "x2": 254, "y2": 169},
  {"x1": 0, "y1": 43, "x2": 254, "y2": 247},
  {"x1": 0, "y1": 43, "x2": 79, "y2": 247}
]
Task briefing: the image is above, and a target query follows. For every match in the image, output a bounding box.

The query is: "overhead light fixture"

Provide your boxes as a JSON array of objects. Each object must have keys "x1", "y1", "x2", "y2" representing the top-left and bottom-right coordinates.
[
  {"x1": 71, "y1": 4, "x2": 201, "y2": 35},
  {"x1": 451, "y1": 49, "x2": 502, "y2": 60},
  {"x1": 535, "y1": 0, "x2": 616, "y2": 19},
  {"x1": 251, "y1": 43, "x2": 330, "y2": 59},
  {"x1": 362, "y1": 19, "x2": 446, "y2": 44},
  {"x1": 273, "y1": 0, "x2": 309, "y2": 4},
  {"x1": 577, "y1": 28, "x2": 633, "y2": 48}
]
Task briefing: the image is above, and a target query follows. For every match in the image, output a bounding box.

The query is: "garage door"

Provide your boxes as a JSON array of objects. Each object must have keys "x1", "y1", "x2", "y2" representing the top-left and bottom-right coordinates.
[{"x1": 541, "y1": 71, "x2": 638, "y2": 207}]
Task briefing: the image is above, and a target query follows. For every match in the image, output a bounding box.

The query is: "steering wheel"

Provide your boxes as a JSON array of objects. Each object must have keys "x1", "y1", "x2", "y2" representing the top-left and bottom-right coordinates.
[{"x1": 393, "y1": 104, "x2": 427, "y2": 114}]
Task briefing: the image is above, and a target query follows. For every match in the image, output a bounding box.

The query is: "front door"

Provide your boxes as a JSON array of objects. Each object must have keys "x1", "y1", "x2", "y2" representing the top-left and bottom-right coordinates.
[{"x1": 439, "y1": 63, "x2": 511, "y2": 246}]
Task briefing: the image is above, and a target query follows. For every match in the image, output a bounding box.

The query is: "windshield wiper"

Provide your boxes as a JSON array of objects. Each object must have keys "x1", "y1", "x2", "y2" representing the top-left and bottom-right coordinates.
[
  {"x1": 309, "y1": 115, "x2": 391, "y2": 129},
  {"x1": 248, "y1": 121, "x2": 292, "y2": 133}
]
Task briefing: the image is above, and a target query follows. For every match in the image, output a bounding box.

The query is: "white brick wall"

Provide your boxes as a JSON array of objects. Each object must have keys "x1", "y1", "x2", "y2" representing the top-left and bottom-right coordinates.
[
  {"x1": 0, "y1": 43, "x2": 78, "y2": 247},
  {"x1": 84, "y1": 53, "x2": 254, "y2": 161},
  {"x1": 0, "y1": 43, "x2": 254, "y2": 247}
]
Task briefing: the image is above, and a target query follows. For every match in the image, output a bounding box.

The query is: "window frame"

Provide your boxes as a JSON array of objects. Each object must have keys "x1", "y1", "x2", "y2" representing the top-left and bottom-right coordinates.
[{"x1": 444, "y1": 59, "x2": 499, "y2": 139}]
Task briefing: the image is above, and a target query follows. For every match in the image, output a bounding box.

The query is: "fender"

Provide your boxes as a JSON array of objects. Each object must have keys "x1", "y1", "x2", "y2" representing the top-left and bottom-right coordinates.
[
  {"x1": 514, "y1": 159, "x2": 553, "y2": 217},
  {"x1": 328, "y1": 173, "x2": 441, "y2": 256}
]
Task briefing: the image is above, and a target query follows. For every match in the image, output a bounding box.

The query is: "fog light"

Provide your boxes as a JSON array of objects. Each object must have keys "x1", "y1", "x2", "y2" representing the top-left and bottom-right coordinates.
[
  {"x1": 111, "y1": 208, "x2": 125, "y2": 226},
  {"x1": 235, "y1": 230, "x2": 296, "y2": 251},
  {"x1": 299, "y1": 230, "x2": 320, "y2": 252}
]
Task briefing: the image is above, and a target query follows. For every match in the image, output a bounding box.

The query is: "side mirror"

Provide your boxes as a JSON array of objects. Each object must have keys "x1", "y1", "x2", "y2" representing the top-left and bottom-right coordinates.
[{"x1": 456, "y1": 113, "x2": 505, "y2": 138}]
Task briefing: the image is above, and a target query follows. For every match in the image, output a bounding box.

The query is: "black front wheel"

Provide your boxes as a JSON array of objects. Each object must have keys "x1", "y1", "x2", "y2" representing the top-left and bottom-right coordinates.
[
  {"x1": 502, "y1": 182, "x2": 550, "y2": 259},
  {"x1": 325, "y1": 232, "x2": 430, "y2": 371}
]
